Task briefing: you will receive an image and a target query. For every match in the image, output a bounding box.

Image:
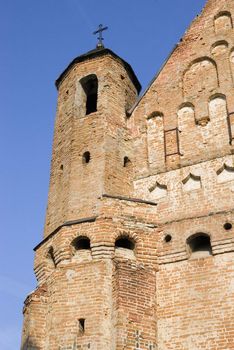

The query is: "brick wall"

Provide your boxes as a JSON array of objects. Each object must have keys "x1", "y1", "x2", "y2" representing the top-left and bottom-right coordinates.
[{"x1": 21, "y1": 0, "x2": 234, "y2": 349}]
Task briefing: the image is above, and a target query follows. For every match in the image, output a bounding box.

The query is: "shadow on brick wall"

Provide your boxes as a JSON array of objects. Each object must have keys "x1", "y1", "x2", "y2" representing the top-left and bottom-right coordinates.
[{"x1": 21, "y1": 338, "x2": 39, "y2": 350}]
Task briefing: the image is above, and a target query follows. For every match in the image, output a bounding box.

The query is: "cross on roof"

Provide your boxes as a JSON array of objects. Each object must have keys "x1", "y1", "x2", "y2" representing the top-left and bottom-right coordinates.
[{"x1": 93, "y1": 24, "x2": 108, "y2": 48}]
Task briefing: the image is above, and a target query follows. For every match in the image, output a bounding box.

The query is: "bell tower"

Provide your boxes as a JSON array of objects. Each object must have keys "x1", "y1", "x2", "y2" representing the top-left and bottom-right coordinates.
[
  {"x1": 21, "y1": 1, "x2": 234, "y2": 349},
  {"x1": 21, "y1": 46, "x2": 145, "y2": 350},
  {"x1": 44, "y1": 47, "x2": 141, "y2": 237}
]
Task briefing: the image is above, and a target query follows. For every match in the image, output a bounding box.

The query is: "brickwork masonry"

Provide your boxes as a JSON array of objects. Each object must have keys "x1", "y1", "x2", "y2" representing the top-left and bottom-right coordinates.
[{"x1": 21, "y1": 0, "x2": 234, "y2": 349}]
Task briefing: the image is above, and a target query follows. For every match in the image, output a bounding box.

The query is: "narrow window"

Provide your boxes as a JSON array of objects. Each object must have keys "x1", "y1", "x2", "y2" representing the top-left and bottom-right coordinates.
[
  {"x1": 80, "y1": 74, "x2": 98, "y2": 115},
  {"x1": 47, "y1": 246, "x2": 56, "y2": 268},
  {"x1": 82, "y1": 151, "x2": 91, "y2": 164},
  {"x1": 187, "y1": 234, "x2": 212, "y2": 259},
  {"x1": 123, "y1": 156, "x2": 131, "y2": 168},
  {"x1": 78, "y1": 318, "x2": 85, "y2": 335}
]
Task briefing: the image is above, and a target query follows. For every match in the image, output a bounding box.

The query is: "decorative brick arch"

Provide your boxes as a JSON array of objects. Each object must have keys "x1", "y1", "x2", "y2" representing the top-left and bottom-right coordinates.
[
  {"x1": 146, "y1": 112, "x2": 165, "y2": 170},
  {"x1": 113, "y1": 231, "x2": 139, "y2": 245},
  {"x1": 183, "y1": 57, "x2": 219, "y2": 98},
  {"x1": 214, "y1": 11, "x2": 233, "y2": 34},
  {"x1": 211, "y1": 40, "x2": 229, "y2": 56}
]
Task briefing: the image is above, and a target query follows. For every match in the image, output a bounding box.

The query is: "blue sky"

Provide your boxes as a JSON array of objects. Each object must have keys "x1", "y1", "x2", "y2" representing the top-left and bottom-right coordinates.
[{"x1": 1, "y1": 0, "x2": 205, "y2": 348}]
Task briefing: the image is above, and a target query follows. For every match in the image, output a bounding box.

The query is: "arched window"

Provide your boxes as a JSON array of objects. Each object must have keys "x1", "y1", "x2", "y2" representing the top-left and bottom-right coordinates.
[
  {"x1": 71, "y1": 236, "x2": 92, "y2": 262},
  {"x1": 80, "y1": 74, "x2": 98, "y2": 115},
  {"x1": 72, "y1": 236, "x2": 91, "y2": 251},
  {"x1": 115, "y1": 236, "x2": 135, "y2": 250},
  {"x1": 187, "y1": 233, "x2": 212, "y2": 259},
  {"x1": 47, "y1": 246, "x2": 56, "y2": 268},
  {"x1": 115, "y1": 236, "x2": 136, "y2": 260}
]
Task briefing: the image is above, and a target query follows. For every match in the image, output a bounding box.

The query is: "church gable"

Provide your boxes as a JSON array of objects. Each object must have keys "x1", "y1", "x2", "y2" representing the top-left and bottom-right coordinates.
[{"x1": 131, "y1": 0, "x2": 234, "y2": 177}]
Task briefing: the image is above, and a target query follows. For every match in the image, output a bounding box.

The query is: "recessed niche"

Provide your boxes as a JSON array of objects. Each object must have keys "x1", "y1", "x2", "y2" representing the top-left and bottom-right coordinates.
[
  {"x1": 183, "y1": 58, "x2": 218, "y2": 98},
  {"x1": 182, "y1": 173, "x2": 201, "y2": 192},
  {"x1": 149, "y1": 181, "x2": 167, "y2": 199},
  {"x1": 230, "y1": 50, "x2": 234, "y2": 82},
  {"x1": 217, "y1": 164, "x2": 234, "y2": 183},
  {"x1": 82, "y1": 151, "x2": 91, "y2": 164},
  {"x1": 211, "y1": 41, "x2": 228, "y2": 56},
  {"x1": 214, "y1": 11, "x2": 233, "y2": 34}
]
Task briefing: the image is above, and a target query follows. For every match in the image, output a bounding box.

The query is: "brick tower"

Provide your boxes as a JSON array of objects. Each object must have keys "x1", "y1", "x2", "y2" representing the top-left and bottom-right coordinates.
[{"x1": 21, "y1": 0, "x2": 234, "y2": 349}]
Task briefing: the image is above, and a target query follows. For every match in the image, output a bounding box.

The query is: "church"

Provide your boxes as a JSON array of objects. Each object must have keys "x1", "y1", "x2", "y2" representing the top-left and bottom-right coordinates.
[{"x1": 21, "y1": 0, "x2": 234, "y2": 348}]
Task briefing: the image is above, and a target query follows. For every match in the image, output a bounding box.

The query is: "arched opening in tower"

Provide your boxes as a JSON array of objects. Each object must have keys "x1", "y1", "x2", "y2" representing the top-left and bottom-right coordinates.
[{"x1": 80, "y1": 74, "x2": 98, "y2": 115}]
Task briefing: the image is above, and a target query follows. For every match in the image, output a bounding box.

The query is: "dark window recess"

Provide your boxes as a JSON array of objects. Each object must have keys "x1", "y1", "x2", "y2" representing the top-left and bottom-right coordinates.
[
  {"x1": 187, "y1": 234, "x2": 212, "y2": 257},
  {"x1": 165, "y1": 234, "x2": 172, "y2": 243},
  {"x1": 47, "y1": 247, "x2": 56, "y2": 267},
  {"x1": 80, "y1": 74, "x2": 98, "y2": 115},
  {"x1": 115, "y1": 237, "x2": 135, "y2": 250},
  {"x1": 82, "y1": 151, "x2": 91, "y2": 164},
  {"x1": 124, "y1": 156, "x2": 131, "y2": 167},
  {"x1": 72, "y1": 237, "x2": 91, "y2": 250},
  {"x1": 224, "y1": 222, "x2": 232, "y2": 231},
  {"x1": 78, "y1": 318, "x2": 85, "y2": 334}
]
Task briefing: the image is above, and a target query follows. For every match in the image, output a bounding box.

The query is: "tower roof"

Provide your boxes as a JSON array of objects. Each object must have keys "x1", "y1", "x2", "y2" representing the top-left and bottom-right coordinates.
[{"x1": 55, "y1": 47, "x2": 141, "y2": 93}]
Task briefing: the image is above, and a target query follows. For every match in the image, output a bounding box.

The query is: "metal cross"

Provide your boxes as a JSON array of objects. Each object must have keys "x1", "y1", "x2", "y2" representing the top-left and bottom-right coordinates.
[{"x1": 93, "y1": 24, "x2": 108, "y2": 48}]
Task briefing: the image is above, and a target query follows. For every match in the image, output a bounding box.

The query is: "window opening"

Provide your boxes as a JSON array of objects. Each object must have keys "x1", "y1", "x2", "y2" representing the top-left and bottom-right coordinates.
[
  {"x1": 47, "y1": 247, "x2": 56, "y2": 267},
  {"x1": 78, "y1": 318, "x2": 85, "y2": 335},
  {"x1": 187, "y1": 234, "x2": 212, "y2": 258},
  {"x1": 115, "y1": 237, "x2": 135, "y2": 250},
  {"x1": 82, "y1": 151, "x2": 91, "y2": 164},
  {"x1": 80, "y1": 75, "x2": 98, "y2": 115},
  {"x1": 72, "y1": 237, "x2": 91, "y2": 250},
  {"x1": 123, "y1": 156, "x2": 131, "y2": 167},
  {"x1": 224, "y1": 222, "x2": 232, "y2": 231},
  {"x1": 164, "y1": 234, "x2": 172, "y2": 243}
]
